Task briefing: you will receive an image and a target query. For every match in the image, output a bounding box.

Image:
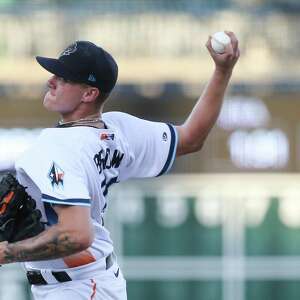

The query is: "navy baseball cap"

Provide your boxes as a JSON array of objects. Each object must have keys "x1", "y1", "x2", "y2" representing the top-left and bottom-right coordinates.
[{"x1": 36, "y1": 41, "x2": 118, "y2": 94}]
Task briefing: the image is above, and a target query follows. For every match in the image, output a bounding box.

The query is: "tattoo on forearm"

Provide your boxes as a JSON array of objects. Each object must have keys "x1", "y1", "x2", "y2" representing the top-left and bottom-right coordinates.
[{"x1": 3, "y1": 226, "x2": 83, "y2": 263}]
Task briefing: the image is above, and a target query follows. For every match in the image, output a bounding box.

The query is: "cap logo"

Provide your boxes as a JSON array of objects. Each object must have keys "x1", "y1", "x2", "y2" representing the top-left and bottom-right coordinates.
[
  {"x1": 60, "y1": 42, "x2": 77, "y2": 57},
  {"x1": 88, "y1": 74, "x2": 96, "y2": 82}
]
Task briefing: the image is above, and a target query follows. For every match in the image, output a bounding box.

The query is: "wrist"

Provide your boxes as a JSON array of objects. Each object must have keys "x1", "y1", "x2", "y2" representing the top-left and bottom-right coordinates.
[
  {"x1": 0, "y1": 241, "x2": 13, "y2": 264},
  {"x1": 214, "y1": 66, "x2": 233, "y2": 78}
]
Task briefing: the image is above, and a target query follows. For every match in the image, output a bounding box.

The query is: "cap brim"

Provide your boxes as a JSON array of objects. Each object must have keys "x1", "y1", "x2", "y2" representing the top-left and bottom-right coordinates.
[{"x1": 36, "y1": 56, "x2": 72, "y2": 79}]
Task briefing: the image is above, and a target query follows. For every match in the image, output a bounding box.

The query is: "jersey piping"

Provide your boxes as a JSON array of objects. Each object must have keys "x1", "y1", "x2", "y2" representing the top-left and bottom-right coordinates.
[
  {"x1": 42, "y1": 194, "x2": 91, "y2": 206},
  {"x1": 157, "y1": 124, "x2": 178, "y2": 176}
]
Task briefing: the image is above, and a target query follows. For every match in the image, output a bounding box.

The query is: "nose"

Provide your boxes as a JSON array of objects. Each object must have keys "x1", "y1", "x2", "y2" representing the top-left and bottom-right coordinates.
[{"x1": 47, "y1": 75, "x2": 57, "y2": 89}]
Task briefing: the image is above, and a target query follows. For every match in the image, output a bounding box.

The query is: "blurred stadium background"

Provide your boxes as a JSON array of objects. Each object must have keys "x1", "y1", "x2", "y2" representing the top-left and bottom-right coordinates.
[{"x1": 0, "y1": 0, "x2": 300, "y2": 299}]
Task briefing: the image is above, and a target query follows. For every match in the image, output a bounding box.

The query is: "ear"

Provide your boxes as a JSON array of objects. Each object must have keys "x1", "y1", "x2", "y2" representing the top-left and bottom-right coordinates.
[{"x1": 81, "y1": 87, "x2": 100, "y2": 103}]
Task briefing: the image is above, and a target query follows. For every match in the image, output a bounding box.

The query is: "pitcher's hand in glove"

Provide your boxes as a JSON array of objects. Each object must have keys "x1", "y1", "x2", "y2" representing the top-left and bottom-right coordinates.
[{"x1": 0, "y1": 174, "x2": 45, "y2": 243}]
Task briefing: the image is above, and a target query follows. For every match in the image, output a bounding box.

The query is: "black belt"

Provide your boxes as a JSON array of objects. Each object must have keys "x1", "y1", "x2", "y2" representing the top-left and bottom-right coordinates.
[
  {"x1": 27, "y1": 253, "x2": 114, "y2": 285},
  {"x1": 27, "y1": 270, "x2": 72, "y2": 285}
]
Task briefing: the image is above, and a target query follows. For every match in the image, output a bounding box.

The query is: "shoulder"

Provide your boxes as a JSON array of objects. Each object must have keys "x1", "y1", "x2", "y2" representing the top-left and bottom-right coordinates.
[
  {"x1": 103, "y1": 111, "x2": 142, "y2": 125},
  {"x1": 16, "y1": 127, "x2": 99, "y2": 173},
  {"x1": 103, "y1": 111, "x2": 162, "y2": 132},
  {"x1": 33, "y1": 127, "x2": 100, "y2": 156}
]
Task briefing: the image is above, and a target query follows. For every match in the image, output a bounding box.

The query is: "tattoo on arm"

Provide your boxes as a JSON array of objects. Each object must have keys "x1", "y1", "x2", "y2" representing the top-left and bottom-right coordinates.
[{"x1": 3, "y1": 226, "x2": 83, "y2": 263}]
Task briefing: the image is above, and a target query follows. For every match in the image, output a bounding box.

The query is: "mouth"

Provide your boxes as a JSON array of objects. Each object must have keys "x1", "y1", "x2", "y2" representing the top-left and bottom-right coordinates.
[{"x1": 47, "y1": 86, "x2": 56, "y2": 97}]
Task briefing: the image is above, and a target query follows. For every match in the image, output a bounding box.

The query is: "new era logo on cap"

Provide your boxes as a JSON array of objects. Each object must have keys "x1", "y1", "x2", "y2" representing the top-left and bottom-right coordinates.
[
  {"x1": 36, "y1": 41, "x2": 118, "y2": 94},
  {"x1": 88, "y1": 74, "x2": 96, "y2": 82}
]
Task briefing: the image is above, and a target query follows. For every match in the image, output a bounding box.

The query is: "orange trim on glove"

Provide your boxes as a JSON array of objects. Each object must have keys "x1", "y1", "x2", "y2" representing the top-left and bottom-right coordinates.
[{"x1": 0, "y1": 191, "x2": 15, "y2": 214}]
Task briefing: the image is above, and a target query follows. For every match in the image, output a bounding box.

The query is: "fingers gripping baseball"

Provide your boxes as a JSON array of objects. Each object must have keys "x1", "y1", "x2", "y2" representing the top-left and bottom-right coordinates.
[{"x1": 206, "y1": 31, "x2": 240, "y2": 72}]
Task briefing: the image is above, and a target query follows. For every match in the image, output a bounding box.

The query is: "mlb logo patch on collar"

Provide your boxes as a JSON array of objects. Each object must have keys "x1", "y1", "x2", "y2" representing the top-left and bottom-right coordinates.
[
  {"x1": 100, "y1": 133, "x2": 115, "y2": 141},
  {"x1": 48, "y1": 162, "x2": 64, "y2": 187}
]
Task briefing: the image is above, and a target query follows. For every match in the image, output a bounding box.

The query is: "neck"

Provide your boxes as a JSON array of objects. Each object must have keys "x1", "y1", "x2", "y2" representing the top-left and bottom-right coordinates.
[
  {"x1": 61, "y1": 112, "x2": 100, "y2": 123},
  {"x1": 57, "y1": 113, "x2": 104, "y2": 129},
  {"x1": 61, "y1": 106, "x2": 103, "y2": 123}
]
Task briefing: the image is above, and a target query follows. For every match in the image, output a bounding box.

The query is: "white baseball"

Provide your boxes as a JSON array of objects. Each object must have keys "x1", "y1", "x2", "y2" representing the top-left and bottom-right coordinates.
[{"x1": 211, "y1": 31, "x2": 231, "y2": 54}]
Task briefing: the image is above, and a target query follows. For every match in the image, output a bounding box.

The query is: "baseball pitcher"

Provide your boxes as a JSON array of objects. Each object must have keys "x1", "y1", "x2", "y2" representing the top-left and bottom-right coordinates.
[{"x1": 0, "y1": 33, "x2": 239, "y2": 299}]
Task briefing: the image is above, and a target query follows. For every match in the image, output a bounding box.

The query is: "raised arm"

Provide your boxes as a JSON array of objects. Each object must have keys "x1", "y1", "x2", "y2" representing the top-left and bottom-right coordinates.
[{"x1": 176, "y1": 31, "x2": 240, "y2": 156}]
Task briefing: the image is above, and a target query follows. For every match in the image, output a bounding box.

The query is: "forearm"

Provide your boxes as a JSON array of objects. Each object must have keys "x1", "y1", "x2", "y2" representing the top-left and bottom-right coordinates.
[
  {"x1": 2, "y1": 225, "x2": 85, "y2": 263},
  {"x1": 177, "y1": 68, "x2": 232, "y2": 155},
  {"x1": 185, "y1": 67, "x2": 231, "y2": 129}
]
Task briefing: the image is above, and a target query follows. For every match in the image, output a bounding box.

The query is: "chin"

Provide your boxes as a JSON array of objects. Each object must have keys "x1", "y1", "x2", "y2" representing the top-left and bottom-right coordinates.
[
  {"x1": 43, "y1": 98, "x2": 53, "y2": 111},
  {"x1": 43, "y1": 93, "x2": 57, "y2": 112}
]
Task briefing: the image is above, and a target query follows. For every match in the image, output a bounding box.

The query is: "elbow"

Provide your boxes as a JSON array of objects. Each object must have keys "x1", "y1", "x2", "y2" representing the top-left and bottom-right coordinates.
[
  {"x1": 177, "y1": 125, "x2": 206, "y2": 155},
  {"x1": 68, "y1": 228, "x2": 94, "y2": 251},
  {"x1": 187, "y1": 141, "x2": 204, "y2": 154},
  {"x1": 79, "y1": 238, "x2": 93, "y2": 251},
  {"x1": 78, "y1": 230, "x2": 94, "y2": 250},
  {"x1": 178, "y1": 140, "x2": 204, "y2": 156},
  {"x1": 192, "y1": 141, "x2": 204, "y2": 153}
]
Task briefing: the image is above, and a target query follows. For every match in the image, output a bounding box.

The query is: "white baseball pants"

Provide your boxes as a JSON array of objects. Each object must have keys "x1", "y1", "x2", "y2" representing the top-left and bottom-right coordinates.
[{"x1": 30, "y1": 264, "x2": 127, "y2": 300}]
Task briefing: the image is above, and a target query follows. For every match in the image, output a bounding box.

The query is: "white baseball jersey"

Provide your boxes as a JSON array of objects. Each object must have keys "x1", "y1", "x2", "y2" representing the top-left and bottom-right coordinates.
[{"x1": 15, "y1": 111, "x2": 178, "y2": 271}]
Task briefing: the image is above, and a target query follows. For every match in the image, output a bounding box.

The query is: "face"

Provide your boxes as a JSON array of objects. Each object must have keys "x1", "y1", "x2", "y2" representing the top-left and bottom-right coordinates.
[{"x1": 43, "y1": 75, "x2": 87, "y2": 115}]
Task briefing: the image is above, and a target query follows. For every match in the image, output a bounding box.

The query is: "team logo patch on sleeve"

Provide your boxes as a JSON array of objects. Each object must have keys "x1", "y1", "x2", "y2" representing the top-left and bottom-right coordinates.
[
  {"x1": 48, "y1": 162, "x2": 64, "y2": 187},
  {"x1": 100, "y1": 133, "x2": 115, "y2": 140}
]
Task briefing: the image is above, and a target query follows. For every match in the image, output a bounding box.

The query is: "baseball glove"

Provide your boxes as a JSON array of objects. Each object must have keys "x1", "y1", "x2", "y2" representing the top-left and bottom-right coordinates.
[{"x1": 0, "y1": 174, "x2": 45, "y2": 243}]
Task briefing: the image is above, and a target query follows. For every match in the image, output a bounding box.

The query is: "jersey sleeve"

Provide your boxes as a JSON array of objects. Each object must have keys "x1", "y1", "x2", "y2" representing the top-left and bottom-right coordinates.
[
  {"x1": 15, "y1": 132, "x2": 91, "y2": 207},
  {"x1": 103, "y1": 112, "x2": 178, "y2": 181}
]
